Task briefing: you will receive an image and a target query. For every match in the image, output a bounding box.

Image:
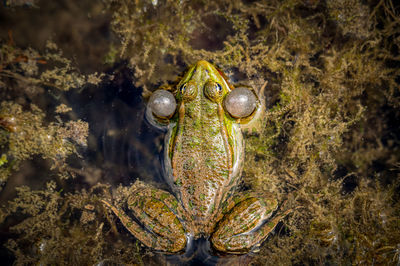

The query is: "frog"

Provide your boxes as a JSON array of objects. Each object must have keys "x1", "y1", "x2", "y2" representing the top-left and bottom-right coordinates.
[{"x1": 102, "y1": 60, "x2": 289, "y2": 254}]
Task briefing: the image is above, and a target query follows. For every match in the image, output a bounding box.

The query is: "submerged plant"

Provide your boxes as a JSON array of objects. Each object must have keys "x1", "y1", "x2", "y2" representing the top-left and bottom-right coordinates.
[
  {"x1": 0, "y1": 38, "x2": 105, "y2": 263},
  {"x1": 1, "y1": 0, "x2": 399, "y2": 264},
  {"x1": 0, "y1": 40, "x2": 102, "y2": 187},
  {"x1": 105, "y1": 0, "x2": 400, "y2": 264}
]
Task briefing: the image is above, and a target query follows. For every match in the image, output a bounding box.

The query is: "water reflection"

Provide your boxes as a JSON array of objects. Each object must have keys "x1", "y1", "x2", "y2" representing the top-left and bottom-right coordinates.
[
  {"x1": 65, "y1": 66, "x2": 165, "y2": 188},
  {"x1": 165, "y1": 238, "x2": 253, "y2": 266}
]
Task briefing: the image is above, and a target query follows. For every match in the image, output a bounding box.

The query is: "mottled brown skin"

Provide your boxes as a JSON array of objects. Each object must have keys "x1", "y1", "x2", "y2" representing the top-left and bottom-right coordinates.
[
  {"x1": 102, "y1": 61, "x2": 287, "y2": 254},
  {"x1": 169, "y1": 61, "x2": 238, "y2": 236}
]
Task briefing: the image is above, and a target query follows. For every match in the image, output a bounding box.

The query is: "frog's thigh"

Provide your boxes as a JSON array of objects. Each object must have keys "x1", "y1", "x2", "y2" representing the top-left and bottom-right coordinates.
[
  {"x1": 102, "y1": 181, "x2": 187, "y2": 253},
  {"x1": 210, "y1": 194, "x2": 285, "y2": 254}
]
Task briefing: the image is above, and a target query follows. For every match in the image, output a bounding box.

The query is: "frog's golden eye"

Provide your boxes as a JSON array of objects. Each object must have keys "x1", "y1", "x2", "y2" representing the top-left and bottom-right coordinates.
[
  {"x1": 223, "y1": 87, "x2": 257, "y2": 118},
  {"x1": 179, "y1": 81, "x2": 197, "y2": 101},
  {"x1": 148, "y1": 89, "x2": 177, "y2": 118},
  {"x1": 204, "y1": 81, "x2": 223, "y2": 102}
]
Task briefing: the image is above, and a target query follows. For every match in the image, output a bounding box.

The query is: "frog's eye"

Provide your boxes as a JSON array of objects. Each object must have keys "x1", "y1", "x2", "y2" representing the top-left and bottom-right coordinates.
[
  {"x1": 204, "y1": 81, "x2": 223, "y2": 102},
  {"x1": 179, "y1": 81, "x2": 197, "y2": 101},
  {"x1": 223, "y1": 87, "x2": 257, "y2": 118},
  {"x1": 148, "y1": 89, "x2": 177, "y2": 118}
]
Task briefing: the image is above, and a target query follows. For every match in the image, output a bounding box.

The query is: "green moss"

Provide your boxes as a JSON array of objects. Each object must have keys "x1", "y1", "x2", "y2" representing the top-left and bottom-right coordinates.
[
  {"x1": 2, "y1": 0, "x2": 400, "y2": 264},
  {"x1": 0, "y1": 101, "x2": 88, "y2": 181},
  {"x1": 0, "y1": 39, "x2": 101, "y2": 186}
]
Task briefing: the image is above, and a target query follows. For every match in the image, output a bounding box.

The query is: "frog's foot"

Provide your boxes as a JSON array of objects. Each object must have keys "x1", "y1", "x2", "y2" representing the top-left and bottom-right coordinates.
[
  {"x1": 101, "y1": 181, "x2": 188, "y2": 253},
  {"x1": 210, "y1": 194, "x2": 290, "y2": 254}
]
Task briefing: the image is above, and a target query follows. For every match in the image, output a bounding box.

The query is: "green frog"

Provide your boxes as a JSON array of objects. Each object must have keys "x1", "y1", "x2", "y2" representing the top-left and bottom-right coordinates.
[{"x1": 102, "y1": 60, "x2": 288, "y2": 254}]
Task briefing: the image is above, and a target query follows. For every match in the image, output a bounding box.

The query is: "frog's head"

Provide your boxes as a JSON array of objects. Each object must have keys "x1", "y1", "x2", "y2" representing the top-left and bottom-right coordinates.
[
  {"x1": 147, "y1": 60, "x2": 259, "y2": 127},
  {"x1": 174, "y1": 60, "x2": 231, "y2": 105}
]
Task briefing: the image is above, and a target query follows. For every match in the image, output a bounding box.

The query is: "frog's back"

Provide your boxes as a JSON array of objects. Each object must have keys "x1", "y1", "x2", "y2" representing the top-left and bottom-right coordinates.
[
  {"x1": 164, "y1": 61, "x2": 245, "y2": 235},
  {"x1": 169, "y1": 97, "x2": 237, "y2": 235}
]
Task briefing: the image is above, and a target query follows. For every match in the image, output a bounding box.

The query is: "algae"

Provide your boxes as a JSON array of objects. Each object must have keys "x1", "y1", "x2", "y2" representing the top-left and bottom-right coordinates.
[
  {"x1": 0, "y1": 40, "x2": 97, "y2": 186},
  {"x1": 1, "y1": 0, "x2": 399, "y2": 265}
]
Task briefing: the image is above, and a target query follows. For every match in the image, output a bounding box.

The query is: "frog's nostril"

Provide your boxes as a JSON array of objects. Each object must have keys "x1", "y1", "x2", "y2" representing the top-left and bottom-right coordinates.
[
  {"x1": 148, "y1": 89, "x2": 177, "y2": 118},
  {"x1": 224, "y1": 87, "x2": 257, "y2": 118}
]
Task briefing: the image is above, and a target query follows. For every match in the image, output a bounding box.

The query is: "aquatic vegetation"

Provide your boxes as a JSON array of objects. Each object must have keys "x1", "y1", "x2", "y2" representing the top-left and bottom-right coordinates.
[
  {"x1": 1, "y1": 182, "x2": 146, "y2": 265},
  {"x1": 1, "y1": 0, "x2": 399, "y2": 264},
  {"x1": 105, "y1": 0, "x2": 400, "y2": 264},
  {"x1": 0, "y1": 102, "x2": 88, "y2": 183},
  {"x1": 0, "y1": 40, "x2": 100, "y2": 187}
]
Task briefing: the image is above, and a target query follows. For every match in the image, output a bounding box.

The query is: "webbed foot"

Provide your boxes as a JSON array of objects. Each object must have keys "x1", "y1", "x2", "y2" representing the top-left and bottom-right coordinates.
[
  {"x1": 210, "y1": 193, "x2": 291, "y2": 254},
  {"x1": 102, "y1": 181, "x2": 188, "y2": 253}
]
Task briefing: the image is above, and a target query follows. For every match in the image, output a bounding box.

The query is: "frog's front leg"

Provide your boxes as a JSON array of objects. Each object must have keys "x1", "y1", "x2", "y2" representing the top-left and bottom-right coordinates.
[
  {"x1": 102, "y1": 181, "x2": 188, "y2": 253},
  {"x1": 210, "y1": 193, "x2": 290, "y2": 254}
]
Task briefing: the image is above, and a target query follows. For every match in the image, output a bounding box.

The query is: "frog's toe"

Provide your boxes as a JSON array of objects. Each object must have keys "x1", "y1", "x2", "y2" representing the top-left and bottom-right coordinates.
[{"x1": 210, "y1": 196, "x2": 286, "y2": 254}]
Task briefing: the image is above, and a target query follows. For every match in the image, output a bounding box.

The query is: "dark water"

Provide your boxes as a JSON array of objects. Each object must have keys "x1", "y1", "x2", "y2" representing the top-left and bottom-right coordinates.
[
  {"x1": 66, "y1": 65, "x2": 164, "y2": 188},
  {"x1": 164, "y1": 238, "x2": 253, "y2": 266}
]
